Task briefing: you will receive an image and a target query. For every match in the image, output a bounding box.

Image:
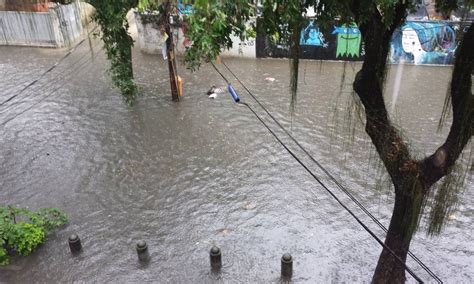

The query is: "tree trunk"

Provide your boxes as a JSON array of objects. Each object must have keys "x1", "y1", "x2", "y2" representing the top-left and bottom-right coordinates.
[
  {"x1": 348, "y1": 2, "x2": 472, "y2": 282},
  {"x1": 351, "y1": 2, "x2": 418, "y2": 283},
  {"x1": 372, "y1": 187, "x2": 424, "y2": 283}
]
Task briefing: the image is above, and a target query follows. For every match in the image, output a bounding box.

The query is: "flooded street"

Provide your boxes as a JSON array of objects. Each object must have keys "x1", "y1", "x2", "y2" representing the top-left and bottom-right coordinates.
[{"x1": 0, "y1": 39, "x2": 472, "y2": 283}]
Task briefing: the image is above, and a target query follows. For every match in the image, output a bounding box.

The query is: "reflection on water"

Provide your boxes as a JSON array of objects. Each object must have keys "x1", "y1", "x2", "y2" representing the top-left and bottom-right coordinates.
[{"x1": 0, "y1": 42, "x2": 472, "y2": 283}]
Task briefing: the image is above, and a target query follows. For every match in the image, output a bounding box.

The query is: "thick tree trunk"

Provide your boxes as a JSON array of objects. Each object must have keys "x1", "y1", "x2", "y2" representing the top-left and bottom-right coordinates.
[
  {"x1": 351, "y1": 2, "x2": 419, "y2": 283},
  {"x1": 349, "y1": 2, "x2": 472, "y2": 283},
  {"x1": 372, "y1": 186, "x2": 424, "y2": 283}
]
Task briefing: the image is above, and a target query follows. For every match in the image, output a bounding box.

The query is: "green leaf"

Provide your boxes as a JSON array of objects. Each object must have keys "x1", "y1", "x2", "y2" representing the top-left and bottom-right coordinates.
[
  {"x1": 0, "y1": 246, "x2": 9, "y2": 266},
  {"x1": 0, "y1": 206, "x2": 68, "y2": 265}
]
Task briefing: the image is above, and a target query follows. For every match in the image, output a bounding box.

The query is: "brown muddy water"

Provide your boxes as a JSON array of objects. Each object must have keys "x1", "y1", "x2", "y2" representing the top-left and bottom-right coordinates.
[{"x1": 0, "y1": 39, "x2": 472, "y2": 283}]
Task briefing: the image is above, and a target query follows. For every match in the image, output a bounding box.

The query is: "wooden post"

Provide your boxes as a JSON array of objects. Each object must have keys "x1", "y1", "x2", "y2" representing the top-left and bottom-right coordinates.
[{"x1": 165, "y1": 0, "x2": 180, "y2": 101}]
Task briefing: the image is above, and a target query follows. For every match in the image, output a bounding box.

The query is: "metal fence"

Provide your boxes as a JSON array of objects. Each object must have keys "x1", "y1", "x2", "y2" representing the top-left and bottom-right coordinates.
[{"x1": 0, "y1": 1, "x2": 86, "y2": 47}]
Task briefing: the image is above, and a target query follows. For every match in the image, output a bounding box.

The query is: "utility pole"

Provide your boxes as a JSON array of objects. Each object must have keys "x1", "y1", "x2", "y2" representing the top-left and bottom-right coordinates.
[{"x1": 164, "y1": 0, "x2": 180, "y2": 101}]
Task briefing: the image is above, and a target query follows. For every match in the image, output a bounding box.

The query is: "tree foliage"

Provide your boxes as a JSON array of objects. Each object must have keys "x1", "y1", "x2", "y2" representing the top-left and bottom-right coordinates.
[
  {"x1": 0, "y1": 206, "x2": 68, "y2": 266},
  {"x1": 87, "y1": 0, "x2": 139, "y2": 105},
  {"x1": 137, "y1": 0, "x2": 161, "y2": 12},
  {"x1": 184, "y1": 0, "x2": 255, "y2": 71},
  {"x1": 184, "y1": 0, "x2": 473, "y2": 282}
]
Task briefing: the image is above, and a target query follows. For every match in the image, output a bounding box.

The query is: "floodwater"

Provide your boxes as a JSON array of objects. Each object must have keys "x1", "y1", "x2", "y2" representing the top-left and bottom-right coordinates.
[{"x1": 0, "y1": 39, "x2": 472, "y2": 283}]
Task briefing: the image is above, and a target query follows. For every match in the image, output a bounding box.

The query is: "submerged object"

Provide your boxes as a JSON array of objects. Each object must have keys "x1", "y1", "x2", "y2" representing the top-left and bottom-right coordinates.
[
  {"x1": 208, "y1": 93, "x2": 217, "y2": 99},
  {"x1": 210, "y1": 246, "x2": 222, "y2": 270},
  {"x1": 213, "y1": 87, "x2": 224, "y2": 93},
  {"x1": 136, "y1": 240, "x2": 150, "y2": 262},
  {"x1": 227, "y1": 83, "x2": 240, "y2": 103},
  {"x1": 281, "y1": 253, "x2": 293, "y2": 279},
  {"x1": 176, "y1": 76, "x2": 183, "y2": 97},
  {"x1": 206, "y1": 86, "x2": 216, "y2": 95},
  {"x1": 68, "y1": 234, "x2": 82, "y2": 253},
  {"x1": 207, "y1": 85, "x2": 224, "y2": 95}
]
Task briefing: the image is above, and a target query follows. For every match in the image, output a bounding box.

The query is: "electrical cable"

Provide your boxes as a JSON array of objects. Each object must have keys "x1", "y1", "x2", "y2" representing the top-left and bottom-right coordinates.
[
  {"x1": 0, "y1": 25, "x2": 99, "y2": 106},
  {"x1": 0, "y1": 47, "x2": 104, "y2": 127},
  {"x1": 220, "y1": 60, "x2": 443, "y2": 283},
  {"x1": 0, "y1": 39, "x2": 103, "y2": 114},
  {"x1": 210, "y1": 61, "x2": 425, "y2": 283},
  {"x1": 8, "y1": 27, "x2": 100, "y2": 106}
]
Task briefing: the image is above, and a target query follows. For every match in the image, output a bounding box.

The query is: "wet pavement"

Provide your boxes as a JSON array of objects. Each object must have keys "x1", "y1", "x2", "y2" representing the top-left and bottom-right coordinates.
[{"x1": 0, "y1": 38, "x2": 472, "y2": 283}]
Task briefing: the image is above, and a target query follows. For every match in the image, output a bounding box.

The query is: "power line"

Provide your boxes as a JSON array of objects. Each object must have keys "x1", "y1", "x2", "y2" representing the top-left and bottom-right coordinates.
[
  {"x1": 0, "y1": 40, "x2": 82, "y2": 106},
  {"x1": 210, "y1": 61, "x2": 425, "y2": 283},
  {"x1": 0, "y1": 39, "x2": 103, "y2": 115},
  {"x1": 220, "y1": 60, "x2": 442, "y2": 283},
  {"x1": 0, "y1": 47, "x2": 104, "y2": 127},
  {"x1": 0, "y1": 25, "x2": 99, "y2": 107}
]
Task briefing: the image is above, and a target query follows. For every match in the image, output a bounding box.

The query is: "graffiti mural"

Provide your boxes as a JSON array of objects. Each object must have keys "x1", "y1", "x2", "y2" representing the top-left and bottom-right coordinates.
[
  {"x1": 300, "y1": 20, "x2": 327, "y2": 47},
  {"x1": 257, "y1": 18, "x2": 467, "y2": 66},
  {"x1": 178, "y1": 2, "x2": 193, "y2": 15},
  {"x1": 258, "y1": 19, "x2": 364, "y2": 61},
  {"x1": 332, "y1": 25, "x2": 362, "y2": 58},
  {"x1": 389, "y1": 22, "x2": 458, "y2": 64}
]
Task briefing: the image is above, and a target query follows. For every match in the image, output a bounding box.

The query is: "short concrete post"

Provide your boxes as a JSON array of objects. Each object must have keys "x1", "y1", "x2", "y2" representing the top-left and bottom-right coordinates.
[
  {"x1": 210, "y1": 246, "x2": 222, "y2": 270},
  {"x1": 136, "y1": 240, "x2": 150, "y2": 262},
  {"x1": 281, "y1": 253, "x2": 293, "y2": 279},
  {"x1": 68, "y1": 234, "x2": 82, "y2": 253}
]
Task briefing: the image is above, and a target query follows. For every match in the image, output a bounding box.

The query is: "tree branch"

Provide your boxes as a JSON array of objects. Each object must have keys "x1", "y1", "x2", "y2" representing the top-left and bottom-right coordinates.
[{"x1": 421, "y1": 22, "x2": 474, "y2": 188}]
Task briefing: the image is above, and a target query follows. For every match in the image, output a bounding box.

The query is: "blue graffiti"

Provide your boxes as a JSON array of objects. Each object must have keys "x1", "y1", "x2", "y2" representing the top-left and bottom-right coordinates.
[
  {"x1": 390, "y1": 21, "x2": 457, "y2": 64},
  {"x1": 300, "y1": 20, "x2": 327, "y2": 47},
  {"x1": 331, "y1": 26, "x2": 360, "y2": 35},
  {"x1": 178, "y1": 1, "x2": 193, "y2": 15}
]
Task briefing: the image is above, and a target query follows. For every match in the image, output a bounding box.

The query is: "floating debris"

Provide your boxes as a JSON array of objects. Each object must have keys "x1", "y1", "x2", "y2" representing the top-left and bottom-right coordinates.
[{"x1": 207, "y1": 85, "x2": 225, "y2": 95}]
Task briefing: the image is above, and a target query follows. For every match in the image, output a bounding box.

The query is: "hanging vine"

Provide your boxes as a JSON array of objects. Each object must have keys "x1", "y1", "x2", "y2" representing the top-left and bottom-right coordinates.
[{"x1": 86, "y1": 0, "x2": 138, "y2": 105}]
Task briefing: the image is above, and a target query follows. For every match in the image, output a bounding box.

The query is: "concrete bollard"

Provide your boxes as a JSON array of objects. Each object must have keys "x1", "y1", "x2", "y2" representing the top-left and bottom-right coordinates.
[
  {"x1": 136, "y1": 240, "x2": 150, "y2": 262},
  {"x1": 68, "y1": 234, "x2": 82, "y2": 253},
  {"x1": 281, "y1": 253, "x2": 293, "y2": 279},
  {"x1": 210, "y1": 246, "x2": 222, "y2": 270}
]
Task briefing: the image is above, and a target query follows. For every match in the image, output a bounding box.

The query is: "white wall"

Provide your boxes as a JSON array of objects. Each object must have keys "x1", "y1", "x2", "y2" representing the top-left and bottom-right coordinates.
[
  {"x1": 134, "y1": 12, "x2": 164, "y2": 54},
  {"x1": 134, "y1": 12, "x2": 257, "y2": 58},
  {"x1": 220, "y1": 35, "x2": 256, "y2": 58},
  {"x1": 220, "y1": 18, "x2": 256, "y2": 58}
]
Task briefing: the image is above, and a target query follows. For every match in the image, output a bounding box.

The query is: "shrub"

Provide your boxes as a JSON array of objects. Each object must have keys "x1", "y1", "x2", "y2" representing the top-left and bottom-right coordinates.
[{"x1": 0, "y1": 206, "x2": 68, "y2": 265}]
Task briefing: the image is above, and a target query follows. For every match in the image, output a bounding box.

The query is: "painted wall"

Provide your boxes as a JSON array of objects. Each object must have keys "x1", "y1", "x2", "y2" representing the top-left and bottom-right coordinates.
[
  {"x1": 389, "y1": 21, "x2": 462, "y2": 65},
  {"x1": 258, "y1": 20, "x2": 365, "y2": 61},
  {"x1": 257, "y1": 19, "x2": 469, "y2": 65}
]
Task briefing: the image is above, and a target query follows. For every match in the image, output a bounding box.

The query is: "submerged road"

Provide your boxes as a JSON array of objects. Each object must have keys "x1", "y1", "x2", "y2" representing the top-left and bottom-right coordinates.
[{"x1": 0, "y1": 41, "x2": 472, "y2": 282}]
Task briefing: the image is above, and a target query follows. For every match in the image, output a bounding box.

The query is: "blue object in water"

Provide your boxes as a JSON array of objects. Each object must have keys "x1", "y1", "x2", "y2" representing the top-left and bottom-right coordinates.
[{"x1": 227, "y1": 83, "x2": 240, "y2": 103}]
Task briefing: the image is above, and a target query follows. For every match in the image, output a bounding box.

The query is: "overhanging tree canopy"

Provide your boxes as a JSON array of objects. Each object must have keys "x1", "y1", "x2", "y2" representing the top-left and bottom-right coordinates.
[{"x1": 184, "y1": 0, "x2": 473, "y2": 282}]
